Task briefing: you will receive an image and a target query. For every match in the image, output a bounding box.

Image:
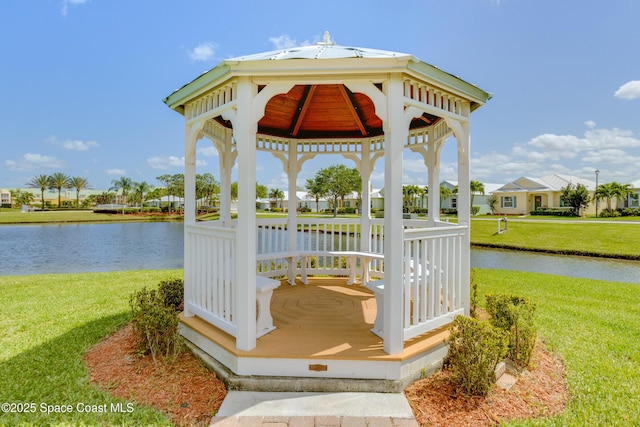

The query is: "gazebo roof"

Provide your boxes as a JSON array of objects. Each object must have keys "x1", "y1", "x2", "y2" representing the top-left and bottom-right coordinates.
[
  {"x1": 164, "y1": 33, "x2": 491, "y2": 140},
  {"x1": 227, "y1": 32, "x2": 412, "y2": 62}
]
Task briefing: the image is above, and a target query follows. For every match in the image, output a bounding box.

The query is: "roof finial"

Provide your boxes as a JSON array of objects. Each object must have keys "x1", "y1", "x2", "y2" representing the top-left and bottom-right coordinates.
[{"x1": 318, "y1": 31, "x2": 335, "y2": 46}]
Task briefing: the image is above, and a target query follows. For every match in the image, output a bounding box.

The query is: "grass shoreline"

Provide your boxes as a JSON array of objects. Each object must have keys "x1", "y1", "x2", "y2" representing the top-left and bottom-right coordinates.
[{"x1": 471, "y1": 242, "x2": 640, "y2": 261}]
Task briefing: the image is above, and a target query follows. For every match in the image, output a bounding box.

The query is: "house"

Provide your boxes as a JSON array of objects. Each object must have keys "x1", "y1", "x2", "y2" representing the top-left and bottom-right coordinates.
[
  {"x1": 619, "y1": 179, "x2": 640, "y2": 209},
  {"x1": 491, "y1": 174, "x2": 596, "y2": 216},
  {"x1": 258, "y1": 191, "x2": 329, "y2": 212},
  {"x1": 374, "y1": 181, "x2": 500, "y2": 215},
  {"x1": 0, "y1": 189, "x2": 11, "y2": 207}
]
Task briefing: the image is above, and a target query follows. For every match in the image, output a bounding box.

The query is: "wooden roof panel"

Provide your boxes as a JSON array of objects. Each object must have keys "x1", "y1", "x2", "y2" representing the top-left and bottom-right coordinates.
[{"x1": 254, "y1": 84, "x2": 435, "y2": 139}]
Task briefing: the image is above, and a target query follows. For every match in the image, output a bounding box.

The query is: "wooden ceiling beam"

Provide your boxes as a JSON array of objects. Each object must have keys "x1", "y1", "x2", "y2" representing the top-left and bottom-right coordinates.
[
  {"x1": 338, "y1": 85, "x2": 368, "y2": 136},
  {"x1": 418, "y1": 115, "x2": 432, "y2": 125},
  {"x1": 290, "y1": 85, "x2": 317, "y2": 137}
]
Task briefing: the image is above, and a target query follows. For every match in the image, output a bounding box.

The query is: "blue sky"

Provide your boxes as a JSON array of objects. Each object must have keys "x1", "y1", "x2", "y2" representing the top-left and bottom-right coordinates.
[{"x1": 1, "y1": 0, "x2": 639, "y2": 192}]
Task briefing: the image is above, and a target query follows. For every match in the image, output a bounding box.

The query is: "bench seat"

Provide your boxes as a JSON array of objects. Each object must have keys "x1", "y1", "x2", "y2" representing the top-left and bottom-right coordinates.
[
  {"x1": 255, "y1": 276, "x2": 281, "y2": 337},
  {"x1": 257, "y1": 250, "x2": 384, "y2": 286}
]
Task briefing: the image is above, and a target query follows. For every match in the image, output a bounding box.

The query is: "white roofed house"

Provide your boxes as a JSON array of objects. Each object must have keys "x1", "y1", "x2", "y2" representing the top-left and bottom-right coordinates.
[
  {"x1": 618, "y1": 179, "x2": 640, "y2": 210},
  {"x1": 163, "y1": 32, "x2": 491, "y2": 390},
  {"x1": 492, "y1": 174, "x2": 596, "y2": 216}
]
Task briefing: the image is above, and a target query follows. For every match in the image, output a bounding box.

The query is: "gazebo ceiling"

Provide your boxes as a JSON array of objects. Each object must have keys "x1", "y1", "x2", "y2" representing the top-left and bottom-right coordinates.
[{"x1": 213, "y1": 83, "x2": 440, "y2": 139}]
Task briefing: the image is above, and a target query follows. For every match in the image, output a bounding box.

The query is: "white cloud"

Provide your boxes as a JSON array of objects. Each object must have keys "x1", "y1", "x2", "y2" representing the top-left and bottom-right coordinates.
[
  {"x1": 106, "y1": 169, "x2": 126, "y2": 175},
  {"x1": 61, "y1": 0, "x2": 89, "y2": 16},
  {"x1": 197, "y1": 146, "x2": 218, "y2": 157},
  {"x1": 147, "y1": 155, "x2": 206, "y2": 170},
  {"x1": 4, "y1": 153, "x2": 65, "y2": 172},
  {"x1": 512, "y1": 126, "x2": 640, "y2": 166},
  {"x1": 582, "y1": 149, "x2": 640, "y2": 164},
  {"x1": 62, "y1": 139, "x2": 98, "y2": 151},
  {"x1": 268, "y1": 34, "x2": 313, "y2": 50},
  {"x1": 187, "y1": 42, "x2": 218, "y2": 61},
  {"x1": 47, "y1": 136, "x2": 98, "y2": 151},
  {"x1": 614, "y1": 80, "x2": 640, "y2": 100},
  {"x1": 469, "y1": 123, "x2": 640, "y2": 184},
  {"x1": 266, "y1": 172, "x2": 289, "y2": 191}
]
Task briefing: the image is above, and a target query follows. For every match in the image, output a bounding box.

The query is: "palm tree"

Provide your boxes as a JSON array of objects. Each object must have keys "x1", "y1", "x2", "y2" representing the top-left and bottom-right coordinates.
[
  {"x1": 131, "y1": 181, "x2": 152, "y2": 207},
  {"x1": 594, "y1": 182, "x2": 631, "y2": 212},
  {"x1": 110, "y1": 176, "x2": 133, "y2": 206},
  {"x1": 48, "y1": 172, "x2": 72, "y2": 207},
  {"x1": 269, "y1": 188, "x2": 284, "y2": 210},
  {"x1": 470, "y1": 180, "x2": 485, "y2": 210},
  {"x1": 440, "y1": 185, "x2": 453, "y2": 212},
  {"x1": 69, "y1": 176, "x2": 92, "y2": 208},
  {"x1": 27, "y1": 174, "x2": 50, "y2": 209},
  {"x1": 305, "y1": 176, "x2": 327, "y2": 213}
]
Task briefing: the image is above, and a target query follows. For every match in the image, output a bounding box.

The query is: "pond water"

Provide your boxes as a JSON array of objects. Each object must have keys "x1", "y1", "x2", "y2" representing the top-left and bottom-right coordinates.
[
  {"x1": 1, "y1": 222, "x2": 639, "y2": 283},
  {"x1": 0, "y1": 222, "x2": 184, "y2": 276}
]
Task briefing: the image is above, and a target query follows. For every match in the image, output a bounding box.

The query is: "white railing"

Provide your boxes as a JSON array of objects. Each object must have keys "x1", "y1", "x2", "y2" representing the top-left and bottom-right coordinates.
[
  {"x1": 184, "y1": 223, "x2": 237, "y2": 337},
  {"x1": 402, "y1": 225, "x2": 467, "y2": 340},
  {"x1": 184, "y1": 217, "x2": 467, "y2": 343},
  {"x1": 256, "y1": 217, "x2": 363, "y2": 278}
]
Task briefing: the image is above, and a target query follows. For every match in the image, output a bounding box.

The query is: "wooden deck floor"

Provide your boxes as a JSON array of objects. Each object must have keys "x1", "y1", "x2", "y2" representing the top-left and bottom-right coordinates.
[{"x1": 181, "y1": 277, "x2": 449, "y2": 362}]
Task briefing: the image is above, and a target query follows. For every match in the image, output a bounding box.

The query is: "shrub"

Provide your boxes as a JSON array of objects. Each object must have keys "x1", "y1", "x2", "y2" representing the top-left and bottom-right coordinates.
[
  {"x1": 530, "y1": 207, "x2": 575, "y2": 216},
  {"x1": 446, "y1": 315, "x2": 508, "y2": 396},
  {"x1": 471, "y1": 206, "x2": 480, "y2": 216},
  {"x1": 620, "y1": 208, "x2": 635, "y2": 217},
  {"x1": 599, "y1": 208, "x2": 620, "y2": 218},
  {"x1": 129, "y1": 285, "x2": 183, "y2": 365},
  {"x1": 485, "y1": 293, "x2": 537, "y2": 368},
  {"x1": 157, "y1": 278, "x2": 184, "y2": 312},
  {"x1": 142, "y1": 206, "x2": 161, "y2": 213}
]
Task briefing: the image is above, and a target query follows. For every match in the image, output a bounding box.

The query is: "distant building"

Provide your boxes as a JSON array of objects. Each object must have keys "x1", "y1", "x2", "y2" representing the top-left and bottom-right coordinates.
[
  {"x1": 0, "y1": 189, "x2": 11, "y2": 207},
  {"x1": 491, "y1": 174, "x2": 596, "y2": 216},
  {"x1": 619, "y1": 179, "x2": 640, "y2": 209}
]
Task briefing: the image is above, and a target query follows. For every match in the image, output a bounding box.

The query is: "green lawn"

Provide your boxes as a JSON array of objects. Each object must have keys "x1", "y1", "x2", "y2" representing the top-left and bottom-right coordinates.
[
  {"x1": 0, "y1": 210, "x2": 181, "y2": 224},
  {"x1": 0, "y1": 270, "x2": 182, "y2": 426},
  {"x1": 474, "y1": 269, "x2": 640, "y2": 426},
  {"x1": 470, "y1": 219, "x2": 640, "y2": 259}
]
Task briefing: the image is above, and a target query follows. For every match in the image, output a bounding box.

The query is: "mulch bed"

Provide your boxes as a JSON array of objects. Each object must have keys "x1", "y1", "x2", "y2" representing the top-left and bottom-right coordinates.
[
  {"x1": 405, "y1": 340, "x2": 568, "y2": 426},
  {"x1": 85, "y1": 326, "x2": 567, "y2": 426},
  {"x1": 84, "y1": 324, "x2": 227, "y2": 427}
]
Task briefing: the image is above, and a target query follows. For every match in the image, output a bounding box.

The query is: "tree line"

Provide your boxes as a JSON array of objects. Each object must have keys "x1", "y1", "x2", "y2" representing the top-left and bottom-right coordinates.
[{"x1": 11, "y1": 167, "x2": 508, "y2": 216}]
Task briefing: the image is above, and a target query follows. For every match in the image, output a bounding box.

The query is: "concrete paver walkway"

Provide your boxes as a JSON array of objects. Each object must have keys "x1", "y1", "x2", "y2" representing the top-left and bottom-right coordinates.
[{"x1": 209, "y1": 391, "x2": 419, "y2": 426}]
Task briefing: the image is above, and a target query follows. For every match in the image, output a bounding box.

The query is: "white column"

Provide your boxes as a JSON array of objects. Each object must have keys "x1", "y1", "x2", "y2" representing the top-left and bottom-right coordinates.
[
  {"x1": 234, "y1": 77, "x2": 257, "y2": 351},
  {"x1": 182, "y1": 122, "x2": 199, "y2": 318},
  {"x1": 454, "y1": 114, "x2": 471, "y2": 316},
  {"x1": 426, "y1": 134, "x2": 441, "y2": 227},
  {"x1": 359, "y1": 139, "x2": 372, "y2": 253},
  {"x1": 184, "y1": 123, "x2": 199, "y2": 225},
  {"x1": 219, "y1": 128, "x2": 234, "y2": 226},
  {"x1": 383, "y1": 75, "x2": 407, "y2": 354},
  {"x1": 287, "y1": 141, "x2": 298, "y2": 255}
]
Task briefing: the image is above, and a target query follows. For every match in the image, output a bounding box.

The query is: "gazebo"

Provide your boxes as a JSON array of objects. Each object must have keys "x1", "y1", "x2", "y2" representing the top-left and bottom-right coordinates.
[{"x1": 163, "y1": 32, "x2": 491, "y2": 390}]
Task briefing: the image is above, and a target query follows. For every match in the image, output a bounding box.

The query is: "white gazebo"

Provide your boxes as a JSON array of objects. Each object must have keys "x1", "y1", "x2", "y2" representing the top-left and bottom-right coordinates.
[{"x1": 164, "y1": 32, "x2": 491, "y2": 389}]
